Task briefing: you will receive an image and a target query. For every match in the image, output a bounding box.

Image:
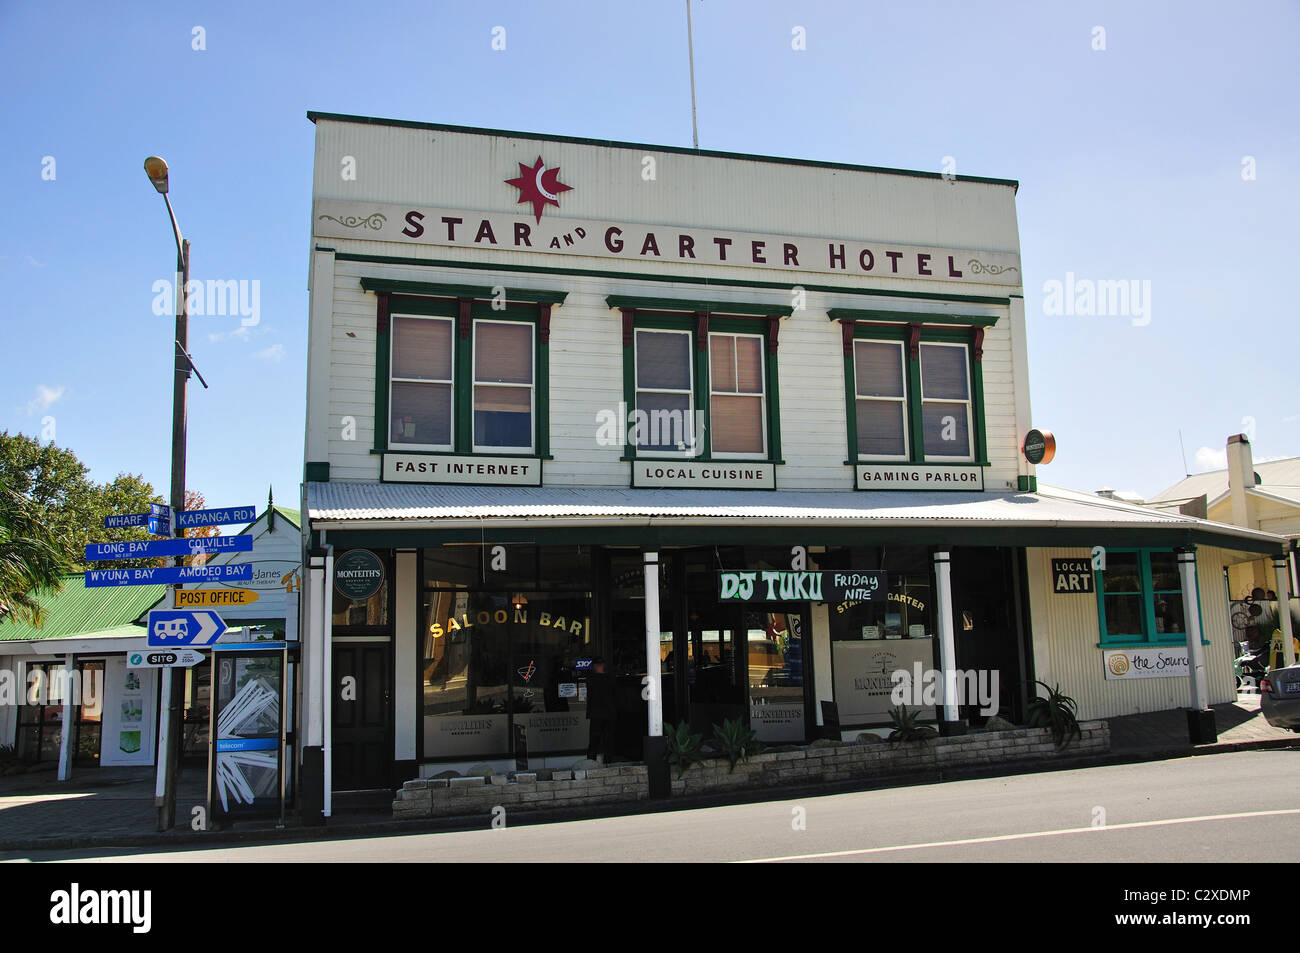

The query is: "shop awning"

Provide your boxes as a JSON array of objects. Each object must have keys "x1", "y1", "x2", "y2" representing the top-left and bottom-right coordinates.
[{"x1": 305, "y1": 481, "x2": 1286, "y2": 555}]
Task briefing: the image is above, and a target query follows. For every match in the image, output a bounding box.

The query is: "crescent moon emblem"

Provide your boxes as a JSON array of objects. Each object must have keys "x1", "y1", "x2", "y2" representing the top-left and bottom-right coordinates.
[{"x1": 534, "y1": 164, "x2": 559, "y2": 202}]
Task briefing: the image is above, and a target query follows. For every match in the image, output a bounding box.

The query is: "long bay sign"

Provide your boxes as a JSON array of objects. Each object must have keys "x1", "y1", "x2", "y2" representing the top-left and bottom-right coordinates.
[{"x1": 315, "y1": 199, "x2": 1022, "y2": 286}]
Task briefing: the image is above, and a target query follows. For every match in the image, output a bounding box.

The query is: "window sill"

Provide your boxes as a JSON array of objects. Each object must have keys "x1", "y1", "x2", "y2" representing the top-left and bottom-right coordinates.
[
  {"x1": 846, "y1": 460, "x2": 989, "y2": 467},
  {"x1": 623, "y1": 453, "x2": 785, "y2": 465},
  {"x1": 373, "y1": 448, "x2": 554, "y2": 461},
  {"x1": 1096, "y1": 640, "x2": 1211, "y2": 649}
]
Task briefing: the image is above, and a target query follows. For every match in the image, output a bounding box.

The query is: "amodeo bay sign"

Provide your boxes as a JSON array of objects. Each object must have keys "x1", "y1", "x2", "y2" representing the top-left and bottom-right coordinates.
[
  {"x1": 719, "y1": 570, "x2": 886, "y2": 603},
  {"x1": 313, "y1": 199, "x2": 1022, "y2": 286}
]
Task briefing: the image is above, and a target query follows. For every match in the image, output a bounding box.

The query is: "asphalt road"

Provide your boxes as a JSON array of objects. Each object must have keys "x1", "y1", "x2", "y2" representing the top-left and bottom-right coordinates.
[{"x1": 8, "y1": 750, "x2": 1300, "y2": 863}]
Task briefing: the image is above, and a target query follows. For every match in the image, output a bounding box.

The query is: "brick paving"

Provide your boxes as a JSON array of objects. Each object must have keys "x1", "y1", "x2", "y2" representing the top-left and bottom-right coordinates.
[{"x1": 1107, "y1": 693, "x2": 1297, "y2": 755}]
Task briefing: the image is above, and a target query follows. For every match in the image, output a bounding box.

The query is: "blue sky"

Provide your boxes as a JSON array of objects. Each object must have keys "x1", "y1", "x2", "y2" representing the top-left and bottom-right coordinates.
[{"x1": 2, "y1": 0, "x2": 1297, "y2": 513}]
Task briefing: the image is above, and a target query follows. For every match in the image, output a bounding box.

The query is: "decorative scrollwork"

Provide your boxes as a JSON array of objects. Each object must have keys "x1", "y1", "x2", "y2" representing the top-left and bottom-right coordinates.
[
  {"x1": 318, "y1": 212, "x2": 387, "y2": 230},
  {"x1": 967, "y1": 258, "x2": 1019, "y2": 276}
]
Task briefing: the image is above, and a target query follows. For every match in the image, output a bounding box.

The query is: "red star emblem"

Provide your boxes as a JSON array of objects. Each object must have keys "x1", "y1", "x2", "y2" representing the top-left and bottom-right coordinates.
[{"x1": 505, "y1": 156, "x2": 573, "y2": 223}]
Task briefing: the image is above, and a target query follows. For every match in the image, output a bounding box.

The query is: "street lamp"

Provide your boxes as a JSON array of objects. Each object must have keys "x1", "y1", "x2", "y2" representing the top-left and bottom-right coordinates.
[{"x1": 143, "y1": 155, "x2": 192, "y2": 833}]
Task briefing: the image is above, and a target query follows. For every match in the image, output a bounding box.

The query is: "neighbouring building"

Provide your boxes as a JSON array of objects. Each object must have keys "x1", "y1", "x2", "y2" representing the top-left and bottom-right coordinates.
[{"x1": 295, "y1": 111, "x2": 1289, "y2": 816}]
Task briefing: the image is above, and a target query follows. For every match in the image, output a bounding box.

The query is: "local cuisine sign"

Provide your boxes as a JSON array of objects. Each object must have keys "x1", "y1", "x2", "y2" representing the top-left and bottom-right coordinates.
[
  {"x1": 719, "y1": 570, "x2": 886, "y2": 603},
  {"x1": 314, "y1": 199, "x2": 1022, "y2": 286}
]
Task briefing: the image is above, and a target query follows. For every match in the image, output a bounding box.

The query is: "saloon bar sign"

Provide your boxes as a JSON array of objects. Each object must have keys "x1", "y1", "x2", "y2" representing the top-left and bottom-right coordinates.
[
  {"x1": 334, "y1": 549, "x2": 385, "y2": 601},
  {"x1": 855, "y1": 464, "x2": 984, "y2": 491},
  {"x1": 314, "y1": 199, "x2": 1023, "y2": 286},
  {"x1": 719, "y1": 570, "x2": 886, "y2": 603},
  {"x1": 383, "y1": 451, "x2": 542, "y2": 486}
]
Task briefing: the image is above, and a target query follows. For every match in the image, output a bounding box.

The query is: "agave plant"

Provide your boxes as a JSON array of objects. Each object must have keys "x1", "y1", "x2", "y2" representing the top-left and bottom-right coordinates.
[
  {"x1": 711, "y1": 717, "x2": 764, "y2": 772},
  {"x1": 1025, "y1": 680, "x2": 1081, "y2": 749},
  {"x1": 886, "y1": 704, "x2": 937, "y2": 743},
  {"x1": 665, "y1": 721, "x2": 705, "y2": 778}
]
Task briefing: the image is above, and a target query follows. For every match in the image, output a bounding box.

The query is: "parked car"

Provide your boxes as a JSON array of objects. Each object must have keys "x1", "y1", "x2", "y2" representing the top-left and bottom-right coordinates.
[{"x1": 1259, "y1": 665, "x2": 1300, "y2": 731}]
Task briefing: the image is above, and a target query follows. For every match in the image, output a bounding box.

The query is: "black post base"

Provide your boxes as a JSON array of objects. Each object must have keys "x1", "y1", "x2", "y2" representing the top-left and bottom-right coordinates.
[
  {"x1": 300, "y1": 746, "x2": 325, "y2": 826},
  {"x1": 643, "y1": 735, "x2": 670, "y2": 799},
  {"x1": 1186, "y1": 708, "x2": 1218, "y2": 745},
  {"x1": 938, "y1": 720, "x2": 966, "y2": 737}
]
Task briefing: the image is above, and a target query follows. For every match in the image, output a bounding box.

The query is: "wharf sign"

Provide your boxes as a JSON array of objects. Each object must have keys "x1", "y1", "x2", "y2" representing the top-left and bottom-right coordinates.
[
  {"x1": 719, "y1": 570, "x2": 886, "y2": 603},
  {"x1": 314, "y1": 199, "x2": 1023, "y2": 286},
  {"x1": 855, "y1": 464, "x2": 984, "y2": 491}
]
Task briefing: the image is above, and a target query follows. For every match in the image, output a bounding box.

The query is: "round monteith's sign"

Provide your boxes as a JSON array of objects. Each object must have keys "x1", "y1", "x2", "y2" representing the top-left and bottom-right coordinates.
[
  {"x1": 334, "y1": 549, "x2": 385, "y2": 601},
  {"x1": 1023, "y1": 429, "x2": 1056, "y2": 465}
]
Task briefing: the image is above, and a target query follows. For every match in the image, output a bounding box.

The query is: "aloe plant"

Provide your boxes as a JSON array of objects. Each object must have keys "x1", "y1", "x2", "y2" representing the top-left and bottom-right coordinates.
[
  {"x1": 886, "y1": 704, "x2": 937, "y2": 743},
  {"x1": 665, "y1": 721, "x2": 704, "y2": 778},
  {"x1": 1025, "y1": 680, "x2": 1081, "y2": 749},
  {"x1": 711, "y1": 717, "x2": 764, "y2": 772}
]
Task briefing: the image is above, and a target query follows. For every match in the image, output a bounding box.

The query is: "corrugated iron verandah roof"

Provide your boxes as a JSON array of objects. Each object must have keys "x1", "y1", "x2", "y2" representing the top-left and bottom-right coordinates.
[{"x1": 305, "y1": 482, "x2": 1286, "y2": 554}]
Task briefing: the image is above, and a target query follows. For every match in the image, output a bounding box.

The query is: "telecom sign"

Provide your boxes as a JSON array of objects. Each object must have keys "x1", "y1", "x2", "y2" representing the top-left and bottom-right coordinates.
[
  {"x1": 147, "y1": 609, "x2": 227, "y2": 647},
  {"x1": 128, "y1": 649, "x2": 205, "y2": 669},
  {"x1": 84, "y1": 534, "x2": 253, "y2": 562},
  {"x1": 85, "y1": 564, "x2": 252, "y2": 587},
  {"x1": 175, "y1": 505, "x2": 256, "y2": 529}
]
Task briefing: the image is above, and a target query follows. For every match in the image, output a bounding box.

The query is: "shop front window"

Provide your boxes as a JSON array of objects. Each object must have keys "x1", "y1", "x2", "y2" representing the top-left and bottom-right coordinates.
[
  {"x1": 1096, "y1": 549, "x2": 1187, "y2": 645},
  {"x1": 421, "y1": 547, "x2": 594, "y2": 760},
  {"x1": 17, "y1": 660, "x2": 105, "y2": 765}
]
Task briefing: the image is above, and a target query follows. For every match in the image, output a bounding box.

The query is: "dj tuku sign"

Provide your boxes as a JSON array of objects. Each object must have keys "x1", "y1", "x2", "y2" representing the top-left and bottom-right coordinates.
[{"x1": 718, "y1": 570, "x2": 886, "y2": 603}]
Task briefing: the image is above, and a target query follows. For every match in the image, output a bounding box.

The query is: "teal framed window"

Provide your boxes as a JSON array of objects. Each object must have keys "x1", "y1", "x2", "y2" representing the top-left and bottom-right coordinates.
[
  {"x1": 367, "y1": 283, "x2": 559, "y2": 458},
  {"x1": 1095, "y1": 549, "x2": 1188, "y2": 645},
  {"x1": 616, "y1": 301, "x2": 785, "y2": 463},
  {"x1": 842, "y1": 322, "x2": 988, "y2": 465}
]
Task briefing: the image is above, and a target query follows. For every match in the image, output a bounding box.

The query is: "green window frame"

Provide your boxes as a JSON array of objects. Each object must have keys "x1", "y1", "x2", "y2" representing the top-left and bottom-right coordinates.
[
  {"x1": 1094, "y1": 548, "x2": 1194, "y2": 646},
  {"x1": 840, "y1": 321, "x2": 989, "y2": 466},
  {"x1": 365, "y1": 280, "x2": 564, "y2": 459},
  {"x1": 614, "y1": 304, "x2": 785, "y2": 463}
]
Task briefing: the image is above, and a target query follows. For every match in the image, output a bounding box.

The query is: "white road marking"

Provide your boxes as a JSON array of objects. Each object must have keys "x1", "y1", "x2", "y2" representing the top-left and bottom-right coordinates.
[{"x1": 739, "y1": 808, "x2": 1300, "y2": 863}]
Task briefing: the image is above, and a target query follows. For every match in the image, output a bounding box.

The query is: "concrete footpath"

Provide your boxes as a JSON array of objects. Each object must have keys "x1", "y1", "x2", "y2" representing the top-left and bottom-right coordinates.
[{"x1": 1, "y1": 694, "x2": 1294, "y2": 855}]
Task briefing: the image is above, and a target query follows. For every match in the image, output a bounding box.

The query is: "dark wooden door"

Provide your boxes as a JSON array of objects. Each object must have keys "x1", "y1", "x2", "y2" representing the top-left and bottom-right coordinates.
[{"x1": 332, "y1": 641, "x2": 392, "y2": 791}]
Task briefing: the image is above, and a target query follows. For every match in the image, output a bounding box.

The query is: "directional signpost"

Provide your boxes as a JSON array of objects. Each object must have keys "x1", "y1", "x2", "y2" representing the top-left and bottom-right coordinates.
[
  {"x1": 84, "y1": 534, "x2": 253, "y2": 562},
  {"x1": 175, "y1": 588, "x2": 260, "y2": 609},
  {"x1": 147, "y1": 503, "x2": 171, "y2": 536},
  {"x1": 128, "y1": 649, "x2": 205, "y2": 669},
  {"x1": 147, "y1": 609, "x2": 228, "y2": 648},
  {"x1": 176, "y1": 505, "x2": 256, "y2": 529},
  {"x1": 86, "y1": 564, "x2": 252, "y2": 587}
]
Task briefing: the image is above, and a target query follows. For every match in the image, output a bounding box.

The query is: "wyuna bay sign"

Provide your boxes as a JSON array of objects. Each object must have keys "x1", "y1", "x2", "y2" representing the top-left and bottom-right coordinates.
[{"x1": 314, "y1": 199, "x2": 1022, "y2": 286}]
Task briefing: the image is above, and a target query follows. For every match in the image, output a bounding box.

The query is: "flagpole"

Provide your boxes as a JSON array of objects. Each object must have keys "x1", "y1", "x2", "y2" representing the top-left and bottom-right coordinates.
[{"x1": 686, "y1": 0, "x2": 699, "y2": 148}]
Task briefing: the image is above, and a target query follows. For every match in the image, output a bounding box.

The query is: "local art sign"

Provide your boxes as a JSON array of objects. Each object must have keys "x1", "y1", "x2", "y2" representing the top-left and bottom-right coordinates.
[
  {"x1": 1103, "y1": 646, "x2": 1191, "y2": 680},
  {"x1": 334, "y1": 549, "x2": 385, "y2": 601},
  {"x1": 314, "y1": 198, "x2": 1023, "y2": 286},
  {"x1": 718, "y1": 570, "x2": 886, "y2": 603},
  {"x1": 1052, "y1": 558, "x2": 1095, "y2": 594}
]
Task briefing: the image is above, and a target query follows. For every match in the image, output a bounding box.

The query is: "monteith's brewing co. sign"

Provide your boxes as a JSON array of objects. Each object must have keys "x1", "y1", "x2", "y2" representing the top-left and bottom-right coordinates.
[
  {"x1": 719, "y1": 570, "x2": 886, "y2": 603},
  {"x1": 334, "y1": 549, "x2": 385, "y2": 601}
]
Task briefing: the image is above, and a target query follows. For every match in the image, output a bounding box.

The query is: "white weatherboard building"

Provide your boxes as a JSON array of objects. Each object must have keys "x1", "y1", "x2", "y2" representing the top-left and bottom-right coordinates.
[{"x1": 295, "y1": 112, "x2": 1288, "y2": 815}]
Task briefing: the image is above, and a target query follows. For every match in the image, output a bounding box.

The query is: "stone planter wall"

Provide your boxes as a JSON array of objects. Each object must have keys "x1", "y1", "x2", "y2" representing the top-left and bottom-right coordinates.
[
  {"x1": 393, "y1": 764, "x2": 649, "y2": 820},
  {"x1": 671, "y1": 721, "x2": 1109, "y2": 797},
  {"x1": 391, "y1": 721, "x2": 1108, "y2": 819}
]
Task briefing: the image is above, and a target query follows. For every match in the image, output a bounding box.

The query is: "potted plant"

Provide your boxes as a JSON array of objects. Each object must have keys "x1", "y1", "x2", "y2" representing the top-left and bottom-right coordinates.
[
  {"x1": 710, "y1": 717, "x2": 764, "y2": 772},
  {"x1": 1025, "y1": 680, "x2": 1081, "y2": 749}
]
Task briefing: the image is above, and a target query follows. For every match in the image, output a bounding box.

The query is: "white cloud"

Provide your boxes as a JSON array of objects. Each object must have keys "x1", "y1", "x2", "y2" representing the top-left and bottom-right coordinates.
[
  {"x1": 24, "y1": 255, "x2": 45, "y2": 268},
  {"x1": 208, "y1": 325, "x2": 252, "y2": 343},
  {"x1": 18, "y1": 383, "x2": 65, "y2": 415},
  {"x1": 1194, "y1": 446, "x2": 1227, "y2": 471},
  {"x1": 254, "y1": 344, "x2": 285, "y2": 363}
]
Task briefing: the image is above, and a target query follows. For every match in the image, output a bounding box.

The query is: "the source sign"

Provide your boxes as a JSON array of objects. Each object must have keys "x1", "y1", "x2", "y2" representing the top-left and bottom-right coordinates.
[
  {"x1": 1103, "y1": 646, "x2": 1190, "y2": 680},
  {"x1": 334, "y1": 549, "x2": 386, "y2": 601},
  {"x1": 718, "y1": 570, "x2": 886, "y2": 603}
]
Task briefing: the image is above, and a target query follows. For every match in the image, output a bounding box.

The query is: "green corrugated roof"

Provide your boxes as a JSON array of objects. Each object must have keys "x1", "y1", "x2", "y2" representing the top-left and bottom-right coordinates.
[{"x1": 0, "y1": 575, "x2": 164, "y2": 641}]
